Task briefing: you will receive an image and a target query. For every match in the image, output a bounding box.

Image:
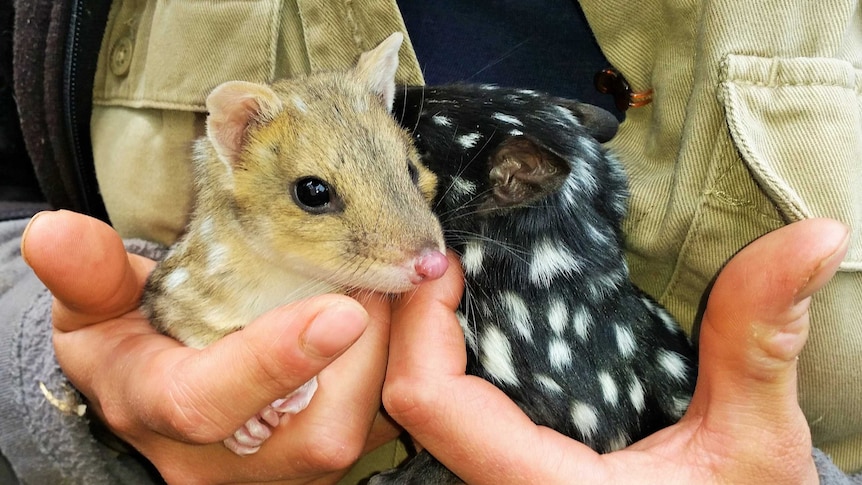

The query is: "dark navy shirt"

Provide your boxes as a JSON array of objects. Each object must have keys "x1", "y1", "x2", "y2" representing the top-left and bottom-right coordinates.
[{"x1": 397, "y1": 0, "x2": 617, "y2": 116}]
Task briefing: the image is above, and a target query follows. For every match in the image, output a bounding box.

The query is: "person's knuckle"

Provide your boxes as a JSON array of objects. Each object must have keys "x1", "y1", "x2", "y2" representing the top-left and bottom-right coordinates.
[
  {"x1": 300, "y1": 432, "x2": 365, "y2": 472},
  {"x1": 160, "y1": 379, "x2": 232, "y2": 443},
  {"x1": 98, "y1": 397, "x2": 138, "y2": 437},
  {"x1": 382, "y1": 376, "x2": 439, "y2": 429}
]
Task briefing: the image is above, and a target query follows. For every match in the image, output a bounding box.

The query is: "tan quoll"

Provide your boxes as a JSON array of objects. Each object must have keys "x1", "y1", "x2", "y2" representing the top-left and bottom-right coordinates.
[{"x1": 141, "y1": 33, "x2": 448, "y2": 455}]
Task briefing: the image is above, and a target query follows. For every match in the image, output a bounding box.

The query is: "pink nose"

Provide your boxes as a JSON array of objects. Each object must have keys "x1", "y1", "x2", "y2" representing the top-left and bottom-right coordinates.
[{"x1": 412, "y1": 250, "x2": 449, "y2": 283}]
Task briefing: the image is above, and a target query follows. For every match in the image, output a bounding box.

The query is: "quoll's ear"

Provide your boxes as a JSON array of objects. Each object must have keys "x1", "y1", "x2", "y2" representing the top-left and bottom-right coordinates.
[
  {"x1": 206, "y1": 81, "x2": 284, "y2": 167},
  {"x1": 488, "y1": 135, "x2": 571, "y2": 209},
  {"x1": 354, "y1": 32, "x2": 403, "y2": 112},
  {"x1": 556, "y1": 100, "x2": 620, "y2": 143}
]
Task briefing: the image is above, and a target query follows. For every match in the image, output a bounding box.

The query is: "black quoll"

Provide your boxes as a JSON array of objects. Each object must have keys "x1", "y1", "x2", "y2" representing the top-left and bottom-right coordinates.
[{"x1": 372, "y1": 84, "x2": 698, "y2": 484}]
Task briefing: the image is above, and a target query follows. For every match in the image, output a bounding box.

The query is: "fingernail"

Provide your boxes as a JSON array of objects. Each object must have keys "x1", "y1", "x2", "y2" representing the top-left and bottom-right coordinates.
[
  {"x1": 795, "y1": 224, "x2": 850, "y2": 304},
  {"x1": 301, "y1": 302, "x2": 368, "y2": 358},
  {"x1": 20, "y1": 211, "x2": 52, "y2": 267}
]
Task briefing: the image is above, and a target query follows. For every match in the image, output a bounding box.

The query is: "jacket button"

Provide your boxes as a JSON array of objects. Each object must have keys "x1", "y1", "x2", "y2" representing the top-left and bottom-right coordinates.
[
  {"x1": 594, "y1": 68, "x2": 653, "y2": 112},
  {"x1": 110, "y1": 36, "x2": 134, "y2": 77}
]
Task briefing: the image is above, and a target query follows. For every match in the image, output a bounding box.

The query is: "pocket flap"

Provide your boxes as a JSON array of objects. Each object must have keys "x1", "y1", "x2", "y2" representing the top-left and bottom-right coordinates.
[
  {"x1": 719, "y1": 54, "x2": 862, "y2": 271},
  {"x1": 94, "y1": 0, "x2": 283, "y2": 111}
]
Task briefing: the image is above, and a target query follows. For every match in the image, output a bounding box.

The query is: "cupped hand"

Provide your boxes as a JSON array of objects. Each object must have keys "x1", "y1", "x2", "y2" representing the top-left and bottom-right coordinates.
[
  {"x1": 382, "y1": 218, "x2": 849, "y2": 484},
  {"x1": 22, "y1": 210, "x2": 400, "y2": 484}
]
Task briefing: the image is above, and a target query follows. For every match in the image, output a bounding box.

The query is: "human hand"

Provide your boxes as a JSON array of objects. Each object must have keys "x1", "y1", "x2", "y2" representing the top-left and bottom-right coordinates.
[
  {"x1": 22, "y1": 210, "x2": 400, "y2": 484},
  {"x1": 382, "y1": 218, "x2": 849, "y2": 484}
]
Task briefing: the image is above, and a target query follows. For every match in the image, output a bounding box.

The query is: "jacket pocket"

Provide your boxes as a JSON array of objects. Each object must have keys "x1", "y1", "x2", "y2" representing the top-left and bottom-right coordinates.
[
  {"x1": 93, "y1": 0, "x2": 283, "y2": 111},
  {"x1": 719, "y1": 54, "x2": 862, "y2": 271}
]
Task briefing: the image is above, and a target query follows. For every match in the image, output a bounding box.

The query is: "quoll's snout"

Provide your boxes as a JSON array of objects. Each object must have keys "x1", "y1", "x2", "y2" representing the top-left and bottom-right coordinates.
[{"x1": 411, "y1": 248, "x2": 449, "y2": 284}]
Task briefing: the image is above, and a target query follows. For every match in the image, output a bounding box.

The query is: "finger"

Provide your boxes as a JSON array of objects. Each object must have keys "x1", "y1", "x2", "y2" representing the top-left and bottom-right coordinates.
[
  {"x1": 21, "y1": 210, "x2": 153, "y2": 330},
  {"x1": 309, "y1": 293, "x2": 398, "y2": 447},
  {"x1": 387, "y1": 251, "x2": 465, "y2": 380},
  {"x1": 137, "y1": 294, "x2": 370, "y2": 443},
  {"x1": 690, "y1": 218, "x2": 847, "y2": 477},
  {"x1": 384, "y1": 254, "x2": 606, "y2": 484},
  {"x1": 265, "y1": 293, "x2": 398, "y2": 472}
]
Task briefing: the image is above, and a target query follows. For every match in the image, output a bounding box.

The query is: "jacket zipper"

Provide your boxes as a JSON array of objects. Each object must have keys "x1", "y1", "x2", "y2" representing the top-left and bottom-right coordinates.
[{"x1": 63, "y1": 0, "x2": 112, "y2": 222}]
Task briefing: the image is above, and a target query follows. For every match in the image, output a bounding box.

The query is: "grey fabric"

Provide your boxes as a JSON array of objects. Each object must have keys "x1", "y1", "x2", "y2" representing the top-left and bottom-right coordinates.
[
  {"x1": 0, "y1": 217, "x2": 156, "y2": 484},
  {"x1": 816, "y1": 448, "x2": 862, "y2": 485}
]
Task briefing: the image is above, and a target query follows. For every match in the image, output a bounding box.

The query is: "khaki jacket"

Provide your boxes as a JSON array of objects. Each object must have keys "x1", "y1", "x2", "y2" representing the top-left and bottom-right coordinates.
[
  {"x1": 581, "y1": 0, "x2": 862, "y2": 472},
  {"x1": 90, "y1": 0, "x2": 862, "y2": 476}
]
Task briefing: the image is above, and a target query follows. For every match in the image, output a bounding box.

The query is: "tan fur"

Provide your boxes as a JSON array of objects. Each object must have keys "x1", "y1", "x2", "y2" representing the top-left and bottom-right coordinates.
[{"x1": 142, "y1": 34, "x2": 443, "y2": 348}]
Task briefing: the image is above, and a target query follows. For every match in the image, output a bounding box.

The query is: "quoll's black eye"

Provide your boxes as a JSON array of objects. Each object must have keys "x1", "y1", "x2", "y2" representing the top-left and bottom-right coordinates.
[
  {"x1": 408, "y1": 161, "x2": 419, "y2": 186},
  {"x1": 293, "y1": 177, "x2": 337, "y2": 213}
]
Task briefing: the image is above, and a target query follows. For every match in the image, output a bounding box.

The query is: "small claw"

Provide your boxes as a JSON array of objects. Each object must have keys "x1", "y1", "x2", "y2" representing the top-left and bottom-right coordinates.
[
  {"x1": 223, "y1": 413, "x2": 274, "y2": 455},
  {"x1": 223, "y1": 435, "x2": 260, "y2": 456}
]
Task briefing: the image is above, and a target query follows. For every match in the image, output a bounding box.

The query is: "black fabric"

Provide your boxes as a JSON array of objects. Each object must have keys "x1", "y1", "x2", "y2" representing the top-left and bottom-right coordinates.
[
  {"x1": 12, "y1": 0, "x2": 110, "y2": 221},
  {"x1": 397, "y1": 0, "x2": 620, "y2": 119},
  {"x1": 13, "y1": 0, "x2": 74, "y2": 209},
  {"x1": 0, "y1": 2, "x2": 43, "y2": 204}
]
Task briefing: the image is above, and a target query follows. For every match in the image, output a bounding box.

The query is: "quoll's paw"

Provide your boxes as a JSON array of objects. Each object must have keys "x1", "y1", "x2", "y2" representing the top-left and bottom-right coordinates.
[
  {"x1": 271, "y1": 376, "x2": 318, "y2": 413},
  {"x1": 222, "y1": 377, "x2": 319, "y2": 455},
  {"x1": 223, "y1": 406, "x2": 280, "y2": 455}
]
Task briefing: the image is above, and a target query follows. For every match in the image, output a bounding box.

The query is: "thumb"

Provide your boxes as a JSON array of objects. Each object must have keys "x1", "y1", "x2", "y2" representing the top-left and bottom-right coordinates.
[
  {"x1": 142, "y1": 294, "x2": 370, "y2": 441},
  {"x1": 690, "y1": 218, "x2": 848, "y2": 474},
  {"x1": 21, "y1": 210, "x2": 153, "y2": 330}
]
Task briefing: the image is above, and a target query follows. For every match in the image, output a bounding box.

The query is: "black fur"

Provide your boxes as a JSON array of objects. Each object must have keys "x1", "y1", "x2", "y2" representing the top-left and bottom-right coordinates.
[{"x1": 372, "y1": 84, "x2": 697, "y2": 484}]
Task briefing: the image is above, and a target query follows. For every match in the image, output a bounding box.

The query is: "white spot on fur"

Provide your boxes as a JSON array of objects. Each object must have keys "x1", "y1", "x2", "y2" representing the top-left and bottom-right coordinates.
[
  {"x1": 658, "y1": 350, "x2": 689, "y2": 382},
  {"x1": 587, "y1": 273, "x2": 622, "y2": 301},
  {"x1": 598, "y1": 371, "x2": 619, "y2": 406},
  {"x1": 499, "y1": 291, "x2": 532, "y2": 341},
  {"x1": 456, "y1": 132, "x2": 482, "y2": 149},
  {"x1": 199, "y1": 216, "x2": 215, "y2": 237},
  {"x1": 353, "y1": 97, "x2": 368, "y2": 113},
  {"x1": 529, "y1": 240, "x2": 582, "y2": 287},
  {"x1": 518, "y1": 89, "x2": 538, "y2": 96},
  {"x1": 547, "y1": 299, "x2": 569, "y2": 335},
  {"x1": 553, "y1": 105, "x2": 581, "y2": 126},
  {"x1": 629, "y1": 374, "x2": 646, "y2": 413},
  {"x1": 615, "y1": 324, "x2": 637, "y2": 358},
  {"x1": 292, "y1": 96, "x2": 308, "y2": 113},
  {"x1": 481, "y1": 84, "x2": 499, "y2": 90},
  {"x1": 646, "y1": 300, "x2": 680, "y2": 334},
  {"x1": 509, "y1": 129, "x2": 524, "y2": 136},
  {"x1": 492, "y1": 112, "x2": 524, "y2": 126},
  {"x1": 461, "y1": 240, "x2": 484, "y2": 277},
  {"x1": 534, "y1": 374, "x2": 563, "y2": 394},
  {"x1": 608, "y1": 432, "x2": 630, "y2": 452},
  {"x1": 480, "y1": 326, "x2": 519, "y2": 386},
  {"x1": 585, "y1": 222, "x2": 612, "y2": 247},
  {"x1": 672, "y1": 396, "x2": 691, "y2": 418},
  {"x1": 559, "y1": 163, "x2": 599, "y2": 202},
  {"x1": 206, "y1": 243, "x2": 230, "y2": 274},
  {"x1": 570, "y1": 401, "x2": 599, "y2": 440},
  {"x1": 571, "y1": 304, "x2": 593, "y2": 340},
  {"x1": 451, "y1": 176, "x2": 477, "y2": 197},
  {"x1": 164, "y1": 268, "x2": 190, "y2": 291},
  {"x1": 456, "y1": 311, "x2": 477, "y2": 352},
  {"x1": 548, "y1": 338, "x2": 572, "y2": 371},
  {"x1": 432, "y1": 114, "x2": 452, "y2": 126}
]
